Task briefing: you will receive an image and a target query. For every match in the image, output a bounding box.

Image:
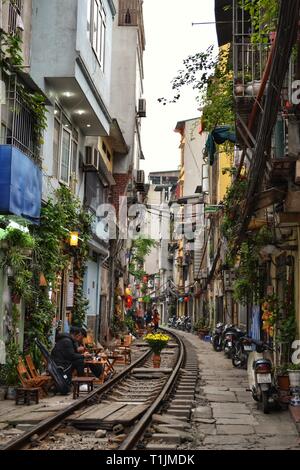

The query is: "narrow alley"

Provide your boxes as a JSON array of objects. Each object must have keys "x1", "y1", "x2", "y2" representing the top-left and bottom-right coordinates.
[{"x1": 178, "y1": 332, "x2": 300, "y2": 451}]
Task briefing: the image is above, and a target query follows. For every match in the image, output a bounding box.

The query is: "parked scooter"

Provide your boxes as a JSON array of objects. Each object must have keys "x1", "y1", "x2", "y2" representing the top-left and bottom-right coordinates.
[
  {"x1": 211, "y1": 322, "x2": 225, "y2": 351},
  {"x1": 223, "y1": 326, "x2": 245, "y2": 358},
  {"x1": 184, "y1": 316, "x2": 192, "y2": 332},
  {"x1": 247, "y1": 338, "x2": 279, "y2": 414},
  {"x1": 168, "y1": 316, "x2": 177, "y2": 328},
  {"x1": 232, "y1": 336, "x2": 253, "y2": 369}
]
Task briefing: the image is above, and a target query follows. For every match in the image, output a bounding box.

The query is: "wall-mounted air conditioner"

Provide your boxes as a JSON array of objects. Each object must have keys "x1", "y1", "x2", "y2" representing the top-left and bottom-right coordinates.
[
  {"x1": 136, "y1": 169, "x2": 145, "y2": 184},
  {"x1": 137, "y1": 98, "x2": 146, "y2": 118},
  {"x1": 84, "y1": 146, "x2": 99, "y2": 172}
]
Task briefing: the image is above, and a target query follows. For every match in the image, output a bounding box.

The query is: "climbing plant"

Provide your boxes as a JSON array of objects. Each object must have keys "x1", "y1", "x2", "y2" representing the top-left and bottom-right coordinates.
[
  {"x1": 129, "y1": 237, "x2": 157, "y2": 280},
  {"x1": 158, "y1": 47, "x2": 234, "y2": 132},
  {"x1": 0, "y1": 28, "x2": 47, "y2": 164},
  {"x1": 239, "y1": 0, "x2": 279, "y2": 43},
  {"x1": 11, "y1": 186, "x2": 93, "y2": 362}
]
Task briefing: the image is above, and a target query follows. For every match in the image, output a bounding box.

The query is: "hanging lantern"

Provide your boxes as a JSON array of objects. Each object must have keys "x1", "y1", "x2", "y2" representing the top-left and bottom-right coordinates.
[
  {"x1": 184, "y1": 296, "x2": 189, "y2": 303},
  {"x1": 179, "y1": 297, "x2": 184, "y2": 303},
  {"x1": 125, "y1": 295, "x2": 133, "y2": 308},
  {"x1": 69, "y1": 231, "x2": 79, "y2": 247},
  {"x1": 39, "y1": 273, "x2": 47, "y2": 287}
]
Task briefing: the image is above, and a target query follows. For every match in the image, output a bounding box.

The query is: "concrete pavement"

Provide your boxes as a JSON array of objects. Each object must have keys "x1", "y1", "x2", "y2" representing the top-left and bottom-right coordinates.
[{"x1": 178, "y1": 331, "x2": 300, "y2": 450}]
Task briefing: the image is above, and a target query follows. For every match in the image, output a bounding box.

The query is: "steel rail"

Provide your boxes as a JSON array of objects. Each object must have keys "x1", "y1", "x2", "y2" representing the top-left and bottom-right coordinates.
[
  {"x1": 1, "y1": 348, "x2": 151, "y2": 451},
  {"x1": 119, "y1": 328, "x2": 185, "y2": 450}
]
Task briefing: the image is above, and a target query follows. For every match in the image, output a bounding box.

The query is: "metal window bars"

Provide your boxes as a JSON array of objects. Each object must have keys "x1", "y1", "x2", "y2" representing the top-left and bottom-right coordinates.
[
  {"x1": 6, "y1": 74, "x2": 40, "y2": 163},
  {"x1": 233, "y1": 0, "x2": 271, "y2": 99},
  {"x1": 8, "y1": 0, "x2": 23, "y2": 35}
]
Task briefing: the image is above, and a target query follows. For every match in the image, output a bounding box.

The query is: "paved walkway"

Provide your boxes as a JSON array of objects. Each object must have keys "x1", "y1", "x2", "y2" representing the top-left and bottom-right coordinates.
[{"x1": 179, "y1": 331, "x2": 300, "y2": 450}]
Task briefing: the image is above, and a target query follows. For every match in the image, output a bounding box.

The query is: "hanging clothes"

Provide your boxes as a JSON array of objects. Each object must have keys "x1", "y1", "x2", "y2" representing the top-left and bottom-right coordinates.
[{"x1": 205, "y1": 126, "x2": 236, "y2": 165}]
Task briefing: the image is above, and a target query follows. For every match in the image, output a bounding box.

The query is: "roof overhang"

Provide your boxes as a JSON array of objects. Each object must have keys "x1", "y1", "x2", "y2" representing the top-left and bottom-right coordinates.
[{"x1": 106, "y1": 119, "x2": 128, "y2": 155}]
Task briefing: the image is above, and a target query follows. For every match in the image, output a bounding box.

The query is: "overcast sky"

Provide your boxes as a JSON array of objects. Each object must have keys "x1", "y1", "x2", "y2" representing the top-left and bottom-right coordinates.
[{"x1": 140, "y1": 0, "x2": 218, "y2": 178}]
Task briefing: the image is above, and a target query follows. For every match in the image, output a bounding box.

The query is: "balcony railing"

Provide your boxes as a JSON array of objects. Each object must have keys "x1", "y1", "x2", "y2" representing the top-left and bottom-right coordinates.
[
  {"x1": 8, "y1": 0, "x2": 23, "y2": 35},
  {"x1": 1, "y1": 74, "x2": 40, "y2": 164},
  {"x1": 233, "y1": 0, "x2": 271, "y2": 99}
]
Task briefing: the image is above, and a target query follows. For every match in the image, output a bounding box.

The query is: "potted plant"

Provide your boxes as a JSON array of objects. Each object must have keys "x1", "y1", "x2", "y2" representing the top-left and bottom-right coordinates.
[
  {"x1": 276, "y1": 364, "x2": 290, "y2": 391},
  {"x1": 144, "y1": 333, "x2": 170, "y2": 368},
  {"x1": 3, "y1": 342, "x2": 20, "y2": 399},
  {"x1": 287, "y1": 363, "x2": 300, "y2": 388},
  {"x1": 194, "y1": 319, "x2": 210, "y2": 339}
]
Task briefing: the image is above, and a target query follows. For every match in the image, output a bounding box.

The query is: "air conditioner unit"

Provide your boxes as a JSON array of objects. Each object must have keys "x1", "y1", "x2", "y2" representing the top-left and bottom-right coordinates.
[
  {"x1": 137, "y1": 98, "x2": 146, "y2": 117},
  {"x1": 84, "y1": 146, "x2": 99, "y2": 172},
  {"x1": 136, "y1": 170, "x2": 145, "y2": 184}
]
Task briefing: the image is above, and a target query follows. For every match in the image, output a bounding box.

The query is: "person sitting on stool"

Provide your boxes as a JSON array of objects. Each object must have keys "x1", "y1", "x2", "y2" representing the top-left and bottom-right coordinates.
[{"x1": 51, "y1": 326, "x2": 103, "y2": 382}]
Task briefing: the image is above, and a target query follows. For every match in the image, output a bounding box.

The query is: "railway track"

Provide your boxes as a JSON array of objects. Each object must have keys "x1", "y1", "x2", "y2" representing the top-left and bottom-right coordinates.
[{"x1": 1, "y1": 329, "x2": 199, "y2": 451}]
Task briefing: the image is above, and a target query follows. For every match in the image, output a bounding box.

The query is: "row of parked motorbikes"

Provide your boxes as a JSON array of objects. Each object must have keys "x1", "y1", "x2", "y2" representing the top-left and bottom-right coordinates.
[
  {"x1": 168, "y1": 315, "x2": 192, "y2": 332},
  {"x1": 211, "y1": 322, "x2": 280, "y2": 414}
]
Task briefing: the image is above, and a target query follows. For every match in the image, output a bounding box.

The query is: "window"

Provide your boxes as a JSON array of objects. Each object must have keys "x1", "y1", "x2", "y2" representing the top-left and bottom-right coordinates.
[
  {"x1": 89, "y1": 0, "x2": 106, "y2": 69},
  {"x1": 119, "y1": 0, "x2": 138, "y2": 26},
  {"x1": 53, "y1": 104, "x2": 78, "y2": 185},
  {"x1": 150, "y1": 176, "x2": 161, "y2": 185}
]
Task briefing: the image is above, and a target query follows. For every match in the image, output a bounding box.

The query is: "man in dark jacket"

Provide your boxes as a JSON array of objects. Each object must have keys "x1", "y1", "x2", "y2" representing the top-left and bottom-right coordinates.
[{"x1": 51, "y1": 326, "x2": 102, "y2": 381}]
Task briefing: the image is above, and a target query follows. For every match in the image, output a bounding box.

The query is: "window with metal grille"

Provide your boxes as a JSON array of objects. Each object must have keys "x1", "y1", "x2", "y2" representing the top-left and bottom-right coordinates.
[
  {"x1": 119, "y1": 0, "x2": 138, "y2": 26},
  {"x1": 8, "y1": 0, "x2": 23, "y2": 35},
  {"x1": 1, "y1": 74, "x2": 40, "y2": 164}
]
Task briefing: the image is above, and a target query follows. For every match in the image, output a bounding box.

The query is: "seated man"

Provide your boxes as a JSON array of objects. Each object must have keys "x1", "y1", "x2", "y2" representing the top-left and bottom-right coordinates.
[{"x1": 51, "y1": 326, "x2": 103, "y2": 382}]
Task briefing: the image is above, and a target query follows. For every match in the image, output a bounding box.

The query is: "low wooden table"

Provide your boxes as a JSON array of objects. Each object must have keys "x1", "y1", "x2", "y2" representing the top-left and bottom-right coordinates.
[
  {"x1": 15, "y1": 387, "x2": 39, "y2": 406},
  {"x1": 72, "y1": 377, "x2": 95, "y2": 399}
]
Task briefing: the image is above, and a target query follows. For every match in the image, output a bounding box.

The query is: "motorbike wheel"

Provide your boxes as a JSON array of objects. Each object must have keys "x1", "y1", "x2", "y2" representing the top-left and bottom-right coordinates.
[
  {"x1": 232, "y1": 354, "x2": 242, "y2": 368},
  {"x1": 212, "y1": 336, "x2": 222, "y2": 352},
  {"x1": 261, "y1": 391, "x2": 269, "y2": 414}
]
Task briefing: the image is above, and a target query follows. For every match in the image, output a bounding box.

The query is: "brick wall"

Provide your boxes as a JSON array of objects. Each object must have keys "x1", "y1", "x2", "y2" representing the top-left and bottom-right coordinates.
[{"x1": 112, "y1": 173, "x2": 130, "y2": 215}]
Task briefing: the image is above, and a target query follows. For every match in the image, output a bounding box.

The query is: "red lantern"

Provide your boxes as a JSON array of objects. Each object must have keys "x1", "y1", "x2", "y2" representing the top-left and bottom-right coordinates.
[
  {"x1": 184, "y1": 296, "x2": 189, "y2": 303},
  {"x1": 125, "y1": 296, "x2": 133, "y2": 308}
]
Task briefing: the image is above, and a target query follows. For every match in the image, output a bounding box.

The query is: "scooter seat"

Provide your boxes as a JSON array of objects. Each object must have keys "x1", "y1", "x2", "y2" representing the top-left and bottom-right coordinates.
[{"x1": 253, "y1": 358, "x2": 272, "y2": 369}]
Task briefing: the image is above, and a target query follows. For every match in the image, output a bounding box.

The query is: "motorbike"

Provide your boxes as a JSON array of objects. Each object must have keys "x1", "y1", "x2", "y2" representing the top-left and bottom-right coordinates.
[
  {"x1": 223, "y1": 326, "x2": 245, "y2": 358},
  {"x1": 168, "y1": 316, "x2": 177, "y2": 328},
  {"x1": 232, "y1": 336, "x2": 253, "y2": 368},
  {"x1": 184, "y1": 316, "x2": 192, "y2": 332},
  {"x1": 247, "y1": 338, "x2": 279, "y2": 414},
  {"x1": 211, "y1": 322, "x2": 225, "y2": 351},
  {"x1": 175, "y1": 317, "x2": 183, "y2": 329}
]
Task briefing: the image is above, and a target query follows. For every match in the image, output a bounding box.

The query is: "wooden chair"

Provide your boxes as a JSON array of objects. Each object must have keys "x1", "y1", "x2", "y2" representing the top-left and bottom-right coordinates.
[
  {"x1": 17, "y1": 358, "x2": 48, "y2": 396},
  {"x1": 25, "y1": 355, "x2": 52, "y2": 388}
]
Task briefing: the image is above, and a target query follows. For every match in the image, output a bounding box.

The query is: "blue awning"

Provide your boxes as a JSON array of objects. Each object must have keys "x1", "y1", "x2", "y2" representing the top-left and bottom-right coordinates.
[{"x1": 0, "y1": 145, "x2": 42, "y2": 223}]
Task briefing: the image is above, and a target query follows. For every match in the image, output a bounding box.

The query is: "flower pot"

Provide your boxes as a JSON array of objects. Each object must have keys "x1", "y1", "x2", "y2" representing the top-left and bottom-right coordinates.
[
  {"x1": 277, "y1": 375, "x2": 290, "y2": 391},
  {"x1": 152, "y1": 354, "x2": 161, "y2": 368},
  {"x1": 234, "y1": 83, "x2": 245, "y2": 96},
  {"x1": 288, "y1": 370, "x2": 300, "y2": 388}
]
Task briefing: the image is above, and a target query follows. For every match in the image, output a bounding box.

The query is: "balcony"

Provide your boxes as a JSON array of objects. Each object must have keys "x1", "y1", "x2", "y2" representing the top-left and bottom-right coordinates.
[
  {"x1": 1, "y1": 74, "x2": 42, "y2": 164},
  {"x1": 8, "y1": 0, "x2": 23, "y2": 35}
]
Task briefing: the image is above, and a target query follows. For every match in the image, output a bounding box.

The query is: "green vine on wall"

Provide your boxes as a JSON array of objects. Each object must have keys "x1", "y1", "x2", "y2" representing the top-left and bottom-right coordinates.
[
  {"x1": 129, "y1": 237, "x2": 157, "y2": 280},
  {"x1": 0, "y1": 29, "x2": 47, "y2": 164},
  {"x1": 0, "y1": 188, "x2": 92, "y2": 370},
  {"x1": 239, "y1": 0, "x2": 279, "y2": 44}
]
